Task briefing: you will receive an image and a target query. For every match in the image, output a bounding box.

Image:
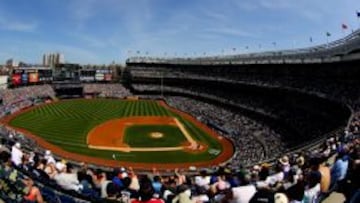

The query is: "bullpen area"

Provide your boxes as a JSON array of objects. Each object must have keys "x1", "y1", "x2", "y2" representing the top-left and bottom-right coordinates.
[{"x1": 3, "y1": 99, "x2": 234, "y2": 169}]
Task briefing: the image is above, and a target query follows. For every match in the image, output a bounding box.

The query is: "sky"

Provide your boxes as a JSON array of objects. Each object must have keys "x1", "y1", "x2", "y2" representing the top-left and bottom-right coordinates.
[{"x1": 0, "y1": 0, "x2": 359, "y2": 65}]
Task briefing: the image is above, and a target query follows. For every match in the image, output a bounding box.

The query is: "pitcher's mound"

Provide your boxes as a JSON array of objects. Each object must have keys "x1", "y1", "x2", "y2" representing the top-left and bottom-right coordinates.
[{"x1": 150, "y1": 132, "x2": 164, "y2": 139}]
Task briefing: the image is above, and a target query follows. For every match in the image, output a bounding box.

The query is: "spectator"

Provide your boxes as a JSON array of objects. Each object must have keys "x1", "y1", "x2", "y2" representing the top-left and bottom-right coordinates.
[
  {"x1": 131, "y1": 179, "x2": 164, "y2": 203},
  {"x1": 11, "y1": 142, "x2": 23, "y2": 166},
  {"x1": 54, "y1": 162, "x2": 82, "y2": 192},
  {"x1": 230, "y1": 175, "x2": 257, "y2": 203},
  {"x1": 23, "y1": 177, "x2": 44, "y2": 203},
  {"x1": 309, "y1": 156, "x2": 330, "y2": 194},
  {"x1": 171, "y1": 184, "x2": 193, "y2": 203},
  {"x1": 44, "y1": 150, "x2": 56, "y2": 165},
  {"x1": 105, "y1": 182, "x2": 121, "y2": 202},
  {"x1": 303, "y1": 171, "x2": 321, "y2": 203},
  {"x1": 330, "y1": 151, "x2": 349, "y2": 189}
]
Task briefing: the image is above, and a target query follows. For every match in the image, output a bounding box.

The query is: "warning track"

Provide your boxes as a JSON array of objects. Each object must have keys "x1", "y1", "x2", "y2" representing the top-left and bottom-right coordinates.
[{"x1": 1, "y1": 99, "x2": 234, "y2": 170}]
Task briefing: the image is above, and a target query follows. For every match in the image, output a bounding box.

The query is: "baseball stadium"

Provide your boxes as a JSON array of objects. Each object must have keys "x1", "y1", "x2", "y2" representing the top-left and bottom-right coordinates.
[{"x1": 0, "y1": 1, "x2": 360, "y2": 203}]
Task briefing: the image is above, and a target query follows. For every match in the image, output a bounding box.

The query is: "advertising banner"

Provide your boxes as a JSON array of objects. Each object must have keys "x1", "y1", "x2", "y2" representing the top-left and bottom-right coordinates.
[
  {"x1": 80, "y1": 76, "x2": 95, "y2": 81},
  {"x1": 0, "y1": 75, "x2": 8, "y2": 85},
  {"x1": 95, "y1": 73, "x2": 104, "y2": 81},
  {"x1": 104, "y1": 73, "x2": 112, "y2": 81},
  {"x1": 21, "y1": 73, "x2": 28, "y2": 84},
  {"x1": 29, "y1": 73, "x2": 39, "y2": 83},
  {"x1": 12, "y1": 74, "x2": 21, "y2": 85},
  {"x1": 0, "y1": 75, "x2": 8, "y2": 90}
]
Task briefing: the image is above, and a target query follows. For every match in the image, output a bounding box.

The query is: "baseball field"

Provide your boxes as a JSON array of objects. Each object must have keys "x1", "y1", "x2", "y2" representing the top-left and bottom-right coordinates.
[{"x1": 3, "y1": 99, "x2": 234, "y2": 169}]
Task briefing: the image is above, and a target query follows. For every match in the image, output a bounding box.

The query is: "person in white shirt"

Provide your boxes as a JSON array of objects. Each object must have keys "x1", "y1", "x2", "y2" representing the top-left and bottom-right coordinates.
[
  {"x1": 265, "y1": 165, "x2": 285, "y2": 187},
  {"x1": 44, "y1": 150, "x2": 56, "y2": 164},
  {"x1": 11, "y1": 142, "x2": 23, "y2": 166},
  {"x1": 194, "y1": 170, "x2": 211, "y2": 190},
  {"x1": 303, "y1": 171, "x2": 321, "y2": 203},
  {"x1": 53, "y1": 162, "x2": 82, "y2": 192},
  {"x1": 230, "y1": 175, "x2": 257, "y2": 203}
]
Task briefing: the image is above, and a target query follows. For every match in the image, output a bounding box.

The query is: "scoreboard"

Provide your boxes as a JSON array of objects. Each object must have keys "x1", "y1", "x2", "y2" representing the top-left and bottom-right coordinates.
[
  {"x1": 10, "y1": 66, "x2": 114, "y2": 86},
  {"x1": 79, "y1": 70, "x2": 96, "y2": 82},
  {"x1": 80, "y1": 69, "x2": 112, "y2": 82},
  {"x1": 11, "y1": 67, "x2": 53, "y2": 86}
]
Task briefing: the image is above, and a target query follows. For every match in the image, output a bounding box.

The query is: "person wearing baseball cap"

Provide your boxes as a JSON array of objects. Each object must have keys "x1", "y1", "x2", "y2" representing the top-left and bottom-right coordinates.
[{"x1": 44, "y1": 150, "x2": 56, "y2": 164}]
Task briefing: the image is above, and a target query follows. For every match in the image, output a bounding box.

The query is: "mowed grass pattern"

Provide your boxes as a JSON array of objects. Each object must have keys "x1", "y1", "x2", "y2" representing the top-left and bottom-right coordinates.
[
  {"x1": 124, "y1": 125, "x2": 186, "y2": 147},
  {"x1": 9, "y1": 99, "x2": 224, "y2": 163}
]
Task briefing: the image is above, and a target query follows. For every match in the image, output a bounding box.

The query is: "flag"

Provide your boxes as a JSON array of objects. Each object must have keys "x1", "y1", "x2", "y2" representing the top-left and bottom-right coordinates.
[
  {"x1": 309, "y1": 37, "x2": 313, "y2": 42},
  {"x1": 357, "y1": 10, "x2": 360, "y2": 17},
  {"x1": 326, "y1": 32, "x2": 331, "y2": 37},
  {"x1": 342, "y1": 23, "x2": 348, "y2": 30}
]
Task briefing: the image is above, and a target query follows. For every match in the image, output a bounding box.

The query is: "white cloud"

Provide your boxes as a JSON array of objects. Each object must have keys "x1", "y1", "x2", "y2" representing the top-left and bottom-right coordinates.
[
  {"x1": 66, "y1": 32, "x2": 111, "y2": 48},
  {"x1": 204, "y1": 27, "x2": 253, "y2": 37},
  {"x1": 0, "y1": 17, "x2": 37, "y2": 32},
  {"x1": 68, "y1": 0, "x2": 98, "y2": 29},
  {"x1": 0, "y1": 38, "x2": 101, "y2": 64},
  {"x1": 258, "y1": 0, "x2": 294, "y2": 10},
  {"x1": 202, "y1": 9, "x2": 228, "y2": 22},
  {"x1": 231, "y1": 0, "x2": 259, "y2": 11}
]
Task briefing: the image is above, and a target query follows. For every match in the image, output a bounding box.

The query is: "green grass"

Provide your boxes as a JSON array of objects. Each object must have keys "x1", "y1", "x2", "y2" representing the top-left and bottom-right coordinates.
[
  {"x1": 9, "y1": 99, "x2": 226, "y2": 163},
  {"x1": 124, "y1": 125, "x2": 186, "y2": 147}
]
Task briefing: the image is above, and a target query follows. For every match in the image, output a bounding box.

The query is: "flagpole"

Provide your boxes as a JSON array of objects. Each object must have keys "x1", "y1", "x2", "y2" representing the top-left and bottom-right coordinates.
[{"x1": 326, "y1": 34, "x2": 329, "y2": 47}]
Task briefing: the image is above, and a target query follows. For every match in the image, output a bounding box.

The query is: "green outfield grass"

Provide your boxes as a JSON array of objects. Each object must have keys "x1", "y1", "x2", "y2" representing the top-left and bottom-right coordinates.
[
  {"x1": 124, "y1": 125, "x2": 186, "y2": 147},
  {"x1": 9, "y1": 99, "x2": 226, "y2": 164}
]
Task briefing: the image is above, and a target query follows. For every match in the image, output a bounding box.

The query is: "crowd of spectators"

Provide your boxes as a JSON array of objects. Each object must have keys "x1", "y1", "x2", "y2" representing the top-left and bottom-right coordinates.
[
  {"x1": 83, "y1": 84, "x2": 132, "y2": 98},
  {"x1": 0, "y1": 120, "x2": 359, "y2": 203},
  {"x1": 348, "y1": 112, "x2": 360, "y2": 135},
  {"x1": 164, "y1": 96, "x2": 285, "y2": 166},
  {"x1": 0, "y1": 83, "x2": 358, "y2": 202},
  {"x1": 132, "y1": 83, "x2": 347, "y2": 148},
  {"x1": 0, "y1": 85, "x2": 55, "y2": 119},
  {"x1": 0, "y1": 85, "x2": 55, "y2": 106},
  {"x1": 128, "y1": 66, "x2": 360, "y2": 109}
]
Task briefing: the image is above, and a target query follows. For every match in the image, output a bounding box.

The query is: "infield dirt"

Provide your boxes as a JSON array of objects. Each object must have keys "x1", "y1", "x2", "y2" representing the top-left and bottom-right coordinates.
[{"x1": 1, "y1": 99, "x2": 234, "y2": 170}]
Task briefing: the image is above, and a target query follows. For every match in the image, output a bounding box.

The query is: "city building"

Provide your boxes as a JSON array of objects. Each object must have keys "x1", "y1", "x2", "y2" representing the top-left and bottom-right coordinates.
[
  {"x1": 42, "y1": 53, "x2": 65, "y2": 67},
  {"x1": 5, "y1": 58, "x2": 19, "y2": 67}
]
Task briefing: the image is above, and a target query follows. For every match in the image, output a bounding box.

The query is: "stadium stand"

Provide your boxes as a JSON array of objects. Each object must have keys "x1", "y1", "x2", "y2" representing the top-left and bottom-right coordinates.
[
  {"x1": 126, "y1": 29, "x2": 360, "y2": 65},
  {"x1": 0, "y1": 29, "x2": 359, "y2": 202},
  {"x1": 0, "y1": 83, "x2": 358, "y2": 202},
  {"x1": 0, "y1": 112, "x2": 359, "y2": 202},
  {"x1": 83, "y1": 84, "x2": 132, "y2": 98}
]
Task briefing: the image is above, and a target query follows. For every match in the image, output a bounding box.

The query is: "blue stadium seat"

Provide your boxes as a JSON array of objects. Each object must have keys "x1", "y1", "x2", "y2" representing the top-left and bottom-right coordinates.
[
  {"x1": 41, "y1": 187, "x2": 60, "y2": 203},
  {"x1": 58, "y1": 194, "x2": 77, "y2": 203}
]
